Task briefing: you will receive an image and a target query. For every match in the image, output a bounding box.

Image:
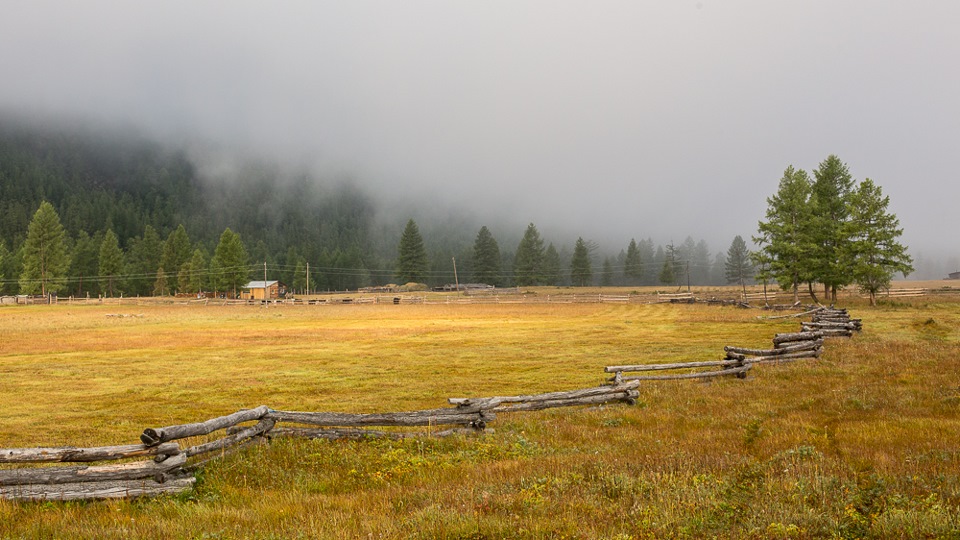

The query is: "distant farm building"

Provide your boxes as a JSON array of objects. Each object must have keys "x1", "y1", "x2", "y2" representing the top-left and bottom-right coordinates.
[
  {"x1": 949, "y1": 271, "x2": 960, "y2": 280},
  {"x1": 241, "y1": 280, "x2": 286, "y2": 300}
]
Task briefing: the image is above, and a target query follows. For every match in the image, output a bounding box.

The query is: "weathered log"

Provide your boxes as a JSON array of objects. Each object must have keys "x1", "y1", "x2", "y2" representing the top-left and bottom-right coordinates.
[
  {"x1": 0, "y1": 453, "x2": 187, "y2": 487},
  {"x1": 140, "y1": 406, "x2": 270, "y2": 446},
  {"x1": 0, "y1": 477, "x2": 195, "y2": 502},
  {"x1": 802, "y1": 321, "x2": 857, "y2": 329},
  {"x1": 449, "y1": 380, "x2": 640, "y2": 408},
  {"x1": 488, "y1": 390, "x2": 640, "y2": 412},
  {"x1": 603, "y1": 360, "x2": 741, "y2": 373},
  {"x1": 622, "y1": 365, "x2": 751, "y2": 381},
  {"x1": 725, "y1": 352, "x2": 746, "y2": 361},
  {"x1": 750, "y1": 350, "x2": 821, "y2": 364},
  {"x1": 772, "y1": 331, "x2": 823, "y2": 346},
  {"x1": 269, "y1": 426, "x2": 478, "y2": 441},
  {"x1": 817, "y1": 328, "x2": 854, "y2": 337},
  {"x1": 0, "y1": 442, "x2": 180, "y2": 464},
  {"x1": 185, "y1": 418, "x2": 275, "y2": 458},
  {"x1": 266, "y1": 409, "x2": 493, "y2": 428},
  {"x1": 724, "y1": 339, "x2": 823, "y2": 357}
]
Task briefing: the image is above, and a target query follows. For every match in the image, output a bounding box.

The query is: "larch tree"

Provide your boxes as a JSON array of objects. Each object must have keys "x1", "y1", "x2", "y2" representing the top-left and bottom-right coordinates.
[
  {"x1": 811, "y1": 155, "x2": 856, "y2": 301},
  {"x1": 514, "y1": 223, "x2": 545, "y2": 286},
  {"x1": 471, "y1": 225, "x2": 502, "y2": 286},
  {"x1": 396, "y1": 219, "x2": 428, "y2": 283},
  {"x1": 724, "y1": 235, "x2": 754, "y2": 296},
  {"x1": 98, "y1": 229, "x2": 124, "y2": 297},
  {"x1": 19, "y1": 201, "x2": 70, "y2": 296},
  {"x1": 845, "y1": 178, "x2": 913, "y2": 306},
  {"x1": 754, "y1": 166, "x2": 815, "y2": 303},
  {"x1": 570, "y1": 237, "x2": 593, "y2": 287},
  {"x1": 211, "y1": 228, "x2": 249, "y2": 297}
]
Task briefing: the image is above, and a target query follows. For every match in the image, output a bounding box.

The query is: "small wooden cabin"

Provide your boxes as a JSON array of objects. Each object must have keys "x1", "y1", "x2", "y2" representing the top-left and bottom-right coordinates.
[{"x1": 241, "y1": 280, "x2": 286, "y2": 300}]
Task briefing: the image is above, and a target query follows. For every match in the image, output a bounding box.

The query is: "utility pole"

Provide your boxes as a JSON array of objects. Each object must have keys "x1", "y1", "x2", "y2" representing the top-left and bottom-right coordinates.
[
  {"x1": 264, "y1": 261, "x2": 268, "y2": 303},
  {"x1": 452, "y1": 257, "x2": 460, "y2": 295},
  {"x1": 306, "y1": 262, "x2": 310, "y2": 295}
]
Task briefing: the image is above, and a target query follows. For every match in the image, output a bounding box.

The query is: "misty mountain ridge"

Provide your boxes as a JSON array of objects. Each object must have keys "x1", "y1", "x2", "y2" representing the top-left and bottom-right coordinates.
[{"x1": 0, "y1": 116, "x2": 950, "y2": 289}]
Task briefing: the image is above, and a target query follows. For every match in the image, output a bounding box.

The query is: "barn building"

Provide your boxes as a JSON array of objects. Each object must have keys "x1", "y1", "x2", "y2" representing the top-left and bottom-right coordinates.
[{"x1": 241, "y1": 280, "x2": 286, "y2": 300}]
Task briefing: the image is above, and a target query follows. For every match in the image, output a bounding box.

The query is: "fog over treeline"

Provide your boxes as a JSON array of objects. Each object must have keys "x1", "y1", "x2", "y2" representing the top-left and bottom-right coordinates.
[{"x1": 1, "y1": 3, "x2": 957, "y2": 280}]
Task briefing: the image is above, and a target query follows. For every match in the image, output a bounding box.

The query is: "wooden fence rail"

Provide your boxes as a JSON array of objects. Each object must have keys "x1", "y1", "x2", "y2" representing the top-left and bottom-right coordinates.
[{"x1": 1, "y1": 381, "x2": 636, "y2": 502}]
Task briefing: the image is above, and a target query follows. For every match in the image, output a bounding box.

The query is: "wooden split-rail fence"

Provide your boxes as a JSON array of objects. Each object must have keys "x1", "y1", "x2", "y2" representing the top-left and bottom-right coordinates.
[
  {"x1": 603, "y1": 306, "x2": 861, "y2": 384},
  {"x1": 0, "y1": 383, "x2": 638, "y2": 502}
]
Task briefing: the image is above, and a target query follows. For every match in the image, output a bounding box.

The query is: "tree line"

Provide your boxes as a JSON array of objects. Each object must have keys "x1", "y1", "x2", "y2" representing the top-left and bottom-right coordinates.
[{"x1": 0, "y1": 121, "x2": 911, "y2": 299}]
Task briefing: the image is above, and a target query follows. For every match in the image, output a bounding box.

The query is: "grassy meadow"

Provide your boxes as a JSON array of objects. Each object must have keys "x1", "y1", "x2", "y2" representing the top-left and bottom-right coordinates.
[{"x1": 0, "y1": 290, "x2": 958, "y2": 538}]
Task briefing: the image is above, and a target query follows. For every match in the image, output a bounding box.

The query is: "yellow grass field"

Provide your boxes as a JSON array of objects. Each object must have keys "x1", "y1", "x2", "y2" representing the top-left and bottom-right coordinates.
[{"x1": 1, "y1": 293, "x2": 958, "y2": 538}]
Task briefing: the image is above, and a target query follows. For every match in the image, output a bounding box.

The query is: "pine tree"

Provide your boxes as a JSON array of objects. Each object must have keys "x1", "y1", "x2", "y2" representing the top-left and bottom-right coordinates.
[
  {"x1": 810, "y1": 155, "x2": 856, "y2": 301},
  {"x1": 692, "y1": 240, "x2": 712, "y2": 285},
  {"x1": 514, "y1": 223, "x2": 545, "y2": 286},
  {"x1": 98, "y1": 229, "x2": 124, "y2": 297},
  {"x1": 659, "y1": 242, "x2": 680, "y2": 287},
  {"x1": 186, "y1": 248, "x2": 207, "y2": 294},
  {"x1": 724, "y1": 235, "x2": 754, "y2": 296},
  {"x1": 153, "y1": 266, "x2": 169, "y2": 296},
  {"x1": 754, "y1": 166, "x2": 815, "y2": 303},
  {"x1": 471, "y1": 226, "x2": 502, "y2": 286},
  {"x1": 601, "y1": 257, "x2": 614, "y2": 287},
  {"x1": 570, "y1": 237, "x2": 593, "y2": 286},
  {"x1": 624, "y1": 239, "x2": 642, "y2": 284},
  {"x1": 543, "y1": 243, "x2": 561, "y2": 286},
  {"x1": 160, "y1": 224, "x2": 191, "y2": 294},
  {"x1": 19, "y1": 201, "x2": 70, "y2": 296},
  {"x1": 69, "y1": 231, "x2": 101, "y2": 297},
  {"x1": 211, "y1": 228, "x2": 249, "y2": 297},
  {"x1": 125, "y1": 225, "x2": 163, "y2": 296},
  {"x1": 638, "y1": 238, "x2": 655, "y2": 285},
  {"x1": 396, "y1": 219, "x2": 428, "y2": 284},
  {"x1": 845, "y1": 179, "x2": 913, "y2": 306}
]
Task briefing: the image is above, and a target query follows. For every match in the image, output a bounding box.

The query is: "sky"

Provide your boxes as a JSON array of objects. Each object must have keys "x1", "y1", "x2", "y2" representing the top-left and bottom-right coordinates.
[{"x1": 1, "y1": 1, "x2": 958, "y2": 273}]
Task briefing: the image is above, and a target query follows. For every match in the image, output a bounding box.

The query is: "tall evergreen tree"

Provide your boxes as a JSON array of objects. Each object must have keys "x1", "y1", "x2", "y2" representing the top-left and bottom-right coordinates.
[
  {"x1": 624, "y1": 239, "x2": 642, "y2": 284},
  {"x1": 153, "y1": 266, "x2": 169, "y2": 296},
  {"x1": 69, "y1": 231, "x2": 101, "y2": 297},
  {"x1": 20, "y1": 201, "x2": 70, "y2": 296},
  {"x1": 811, "y1": 155, "x2": 856, "y2": 301},
  {"x1": 186, "y1": 248, "x2": 207, "y2": 294},
  {"x1": 542, "y1": 243, "x2": 561, "y2": 286},
  {"x1": 471, "y1": 226, "x2": 502, "y2": 286},
  {"x1": 98, "y1": 229, "x2": 124, "y2": 297},
  {"x1": 570, "y1": 237, "x2": 593, "y2": 287},
  {"x1": 601, "y1": 257, "x2": 614, "y2": 287},
  {"x1": 125, "y1": 225, "x2": 164, "y2": 296},
  {"x1": 160, "y1": 224, "x2": 191, "y2": 293},
  {"x1": 659, "y1": 242, "x2": 681, "y2": 288},
  {"x1": 514, "y1": 223, "x2": 546, "y2": 286},
  {"x1": 754, "y1": 166, "x2": 815, "y2": 303},
  {"x1": 692, "y1": 239, "x2": 712, "y2": 285},
  {"x1": 724, "y1": 235, "x2": 754, "y2": 296},
  {"x1": 638, "y1": 238, "x2": 655, "y2": 285},
  {"x1": 211, "y1": 228, "x2": 249, "y2": 297},
  {"x1": 845, "y1": 179, "x2": 913, "y2": 306},
  {"x1": 396, "y1": 219, "x2": 428, "y2": 283}
]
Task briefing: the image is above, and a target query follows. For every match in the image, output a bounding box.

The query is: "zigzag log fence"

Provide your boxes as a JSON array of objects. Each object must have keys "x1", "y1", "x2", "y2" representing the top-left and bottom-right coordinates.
[
  {"x1": 0, "y1": 383, "x2": 638, "y2": 502},
  {"x1": 2, "y1": 307, "x2": 861, "y2": 503}
]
